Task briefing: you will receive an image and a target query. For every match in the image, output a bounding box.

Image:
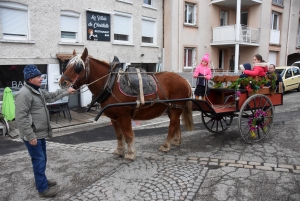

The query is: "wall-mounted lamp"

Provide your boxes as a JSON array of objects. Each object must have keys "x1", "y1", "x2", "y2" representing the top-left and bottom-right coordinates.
[{"x1": 141, "y1": 54, "x2": 144, "y2": 57}]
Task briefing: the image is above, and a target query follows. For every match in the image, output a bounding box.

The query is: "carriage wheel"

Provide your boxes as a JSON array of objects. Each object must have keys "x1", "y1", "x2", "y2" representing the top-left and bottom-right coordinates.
[
  {"x1": 238, "y1": 94, "x2": 274, "y2": 143},
  {"x1": 201, "y1": 112, "x2": 233, "y2": 133},
  {"x1": 0, "y1": 116, "x2": 10, "y2": 136}
]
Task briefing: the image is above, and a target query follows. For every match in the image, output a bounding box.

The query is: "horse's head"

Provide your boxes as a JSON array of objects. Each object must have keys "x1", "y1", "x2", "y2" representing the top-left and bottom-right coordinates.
[{"x1": 59, "y1": 48, "x2": 89, "y2": 89}]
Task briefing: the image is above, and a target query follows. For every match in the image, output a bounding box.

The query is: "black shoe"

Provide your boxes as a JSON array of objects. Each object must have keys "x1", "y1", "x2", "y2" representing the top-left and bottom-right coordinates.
[
  {"x1": 48, "y1": 179, "x2": 57, "y2": 187},
  {"x1": 39, "y1": 186, "x2": 58, "y2": 197}
]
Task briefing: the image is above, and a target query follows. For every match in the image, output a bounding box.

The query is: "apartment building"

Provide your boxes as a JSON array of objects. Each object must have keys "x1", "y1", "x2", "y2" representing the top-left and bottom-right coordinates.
[
  {"x1": 0, "y1": 0, "x2": 163, "y2": 107},
  {"x1": 164, "y1": 0, "x2": 300, "y2": 79}
]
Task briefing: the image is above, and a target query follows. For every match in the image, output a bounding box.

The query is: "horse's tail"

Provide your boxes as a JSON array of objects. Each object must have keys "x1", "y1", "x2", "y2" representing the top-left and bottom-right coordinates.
[{"x1": 182, "y1": 101, "x2": 194, "y2": 131}]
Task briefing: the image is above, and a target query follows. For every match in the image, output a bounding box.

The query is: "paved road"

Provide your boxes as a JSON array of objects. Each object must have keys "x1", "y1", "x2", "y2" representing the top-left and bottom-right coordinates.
[{"x1": 1, "y1": 91, "x2": 300, "y2": 201}]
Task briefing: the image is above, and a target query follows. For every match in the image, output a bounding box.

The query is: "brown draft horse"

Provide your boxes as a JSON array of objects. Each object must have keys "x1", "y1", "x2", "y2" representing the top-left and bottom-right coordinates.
[{"x1": 59, "y1": 48, "x2": 194, "y2": 160}]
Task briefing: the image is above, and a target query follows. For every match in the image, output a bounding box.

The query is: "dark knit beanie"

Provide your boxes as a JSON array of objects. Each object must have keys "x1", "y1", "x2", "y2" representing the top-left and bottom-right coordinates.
[{"x1": 23, "y1": 65, "x2": 42, "y2": 80}]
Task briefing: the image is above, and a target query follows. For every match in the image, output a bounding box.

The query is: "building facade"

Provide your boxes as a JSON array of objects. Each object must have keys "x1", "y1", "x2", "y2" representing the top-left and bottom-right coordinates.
[
  {"x1": 164, "y1": 0, "x2": 300, "y2": 83},
  {"x1": 0, "y1": 0, "x2": 163, "y2": 107}
]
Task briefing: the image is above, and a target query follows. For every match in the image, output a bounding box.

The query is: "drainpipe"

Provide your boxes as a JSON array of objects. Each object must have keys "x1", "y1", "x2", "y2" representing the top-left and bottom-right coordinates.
[
  {"x1": 234, "y1": 0, "x2": 241, "y2": 73},
  {"x1": 286, "y1": 0, "x2": 293, "y2": 65},
  {"x1": 178, "y1": 1, "x2": 182, "y2": 72}
]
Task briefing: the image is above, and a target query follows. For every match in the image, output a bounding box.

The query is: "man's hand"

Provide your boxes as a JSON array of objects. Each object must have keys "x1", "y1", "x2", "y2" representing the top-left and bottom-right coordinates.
[
  {"x1": 29, "y1": 139, "x2": 37, "y2": 146},
  {"x1": 68, "y1": 87, "x2": 76, "y2": 94}
]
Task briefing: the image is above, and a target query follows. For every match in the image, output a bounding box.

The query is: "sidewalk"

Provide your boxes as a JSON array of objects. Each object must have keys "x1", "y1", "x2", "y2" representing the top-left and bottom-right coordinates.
[
  {"x1": 7, "y1": 107, "x2": 112, "y2": 138},
  {"x1": 7, "y1": 107, "x2": 193, "y2": 138}
]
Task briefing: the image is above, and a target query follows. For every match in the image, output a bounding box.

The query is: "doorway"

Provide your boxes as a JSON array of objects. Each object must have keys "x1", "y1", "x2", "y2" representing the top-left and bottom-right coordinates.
[
  {"x1": 241, "y1": 12, "x2": 248, "y2": 26},
  {"x1": 220, "y1": 11, "x2": 228, "y2": 26},
  {"x1": 219, "y1": 50, "x2": 225, "y2": 69}
]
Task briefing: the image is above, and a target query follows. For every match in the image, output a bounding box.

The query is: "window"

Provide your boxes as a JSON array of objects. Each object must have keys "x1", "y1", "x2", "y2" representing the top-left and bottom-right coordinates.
[
  {"x1": 292, "y1": 67, "x2": 300, "y2": 76},
  {"x1": 268, "y1": 51, "x2": 277, "y2": 66},
  {"x1": 184, "y1": 3, "x2": 197, "y2": 25},
  {"x1": 220, "y1": 11, "x2": 228, "y2": 26},
  {"x1": 143, "y1": 0, "x2": 154, "y2": 6},
  {"x1": 271, "y1": 12, "x2": 280, "y2": 30},
  {"x1": 114, "y1": 12, "x2": 132, "y2": 43},
  {"x1": 286, "y1": 68, "x2": 292, "y2": 78},
  {"x1": 0, "y1": 2, "x2": 29, "y2": 40},
  {"x1": 60, "y1": 11, "x2": 80, "y2": 43},
  {"x1": 142, "y1": 17, "x2": 156, "y2": 45},
  {"x1": 272, "y1": 0, "x2": 284, "y2": 6},
  {"x1": 184, "y1": 48, "x2": 196, "y2": 69}
]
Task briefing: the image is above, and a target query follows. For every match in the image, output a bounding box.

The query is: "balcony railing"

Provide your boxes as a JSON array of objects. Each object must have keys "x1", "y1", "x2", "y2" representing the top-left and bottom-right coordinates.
[
  {"x1": 212, "y1": 25, "x2": 260, "y2": 44},
  {"x1": 297, "y1": 35, "x2": 300, "y2": 48},
  {"x1": 270, "y1": 29, "x2": 280, "y2": 45},
  {"x1": 272, "y1": 0, "x2": 284, "y2": 6}
]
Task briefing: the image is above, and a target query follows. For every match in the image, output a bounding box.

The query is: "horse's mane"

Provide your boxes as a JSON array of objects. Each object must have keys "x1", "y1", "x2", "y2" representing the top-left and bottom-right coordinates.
[
  {"x1": 68, "y1": 54, "x2": 110, "y2": 68},
  {"x1": 69, "y1": 54, "x2": 84, "y2": 67},
  {"x1": 89, "y1": 57, "x2": 110, "y2": 67}
]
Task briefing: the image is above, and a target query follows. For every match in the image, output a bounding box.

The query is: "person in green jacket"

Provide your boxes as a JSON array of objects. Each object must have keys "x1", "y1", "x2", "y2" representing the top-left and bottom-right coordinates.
[{"x1": 15, "y1": 65, "x2": 75, "y2": 198}]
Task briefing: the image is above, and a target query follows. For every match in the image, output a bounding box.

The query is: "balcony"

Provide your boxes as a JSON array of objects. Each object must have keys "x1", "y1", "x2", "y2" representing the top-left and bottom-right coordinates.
[
  {"x1": 272, "y1": 0, "x2": 284, "y2": 7},
  {"x1": 270, "y1": 29, "x2": 280, "y2": 45},
  {"x1": 211, "y1": 25, "x2": 260, "y2": 45},
  {"x1": 211, "y1": 0, "x2": 262, "y2": 8}
]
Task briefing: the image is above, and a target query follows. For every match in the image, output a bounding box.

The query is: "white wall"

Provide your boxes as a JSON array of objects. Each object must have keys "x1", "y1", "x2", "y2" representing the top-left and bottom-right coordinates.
[
  {"x1": 80, "y1": 86, "x2": 92, "y2": 107},
  {"x1": 47, "y1": 64, "x2": 61, "y2": 92}
]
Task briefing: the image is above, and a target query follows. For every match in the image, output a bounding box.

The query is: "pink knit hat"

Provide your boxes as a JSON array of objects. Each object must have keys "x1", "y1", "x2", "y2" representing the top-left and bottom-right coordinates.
[{"x1": 202, "y1": 53, "x2": 210, "y2": 62}]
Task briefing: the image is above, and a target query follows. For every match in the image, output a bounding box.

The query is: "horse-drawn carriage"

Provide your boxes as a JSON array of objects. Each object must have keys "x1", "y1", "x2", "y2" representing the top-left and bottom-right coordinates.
[{"x1": 59, "y1": 48, "x2": 283, "y2": 160}]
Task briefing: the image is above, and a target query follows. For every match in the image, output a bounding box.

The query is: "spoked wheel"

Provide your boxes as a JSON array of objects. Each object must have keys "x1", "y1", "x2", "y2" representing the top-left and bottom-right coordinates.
[
  {"x1": 0, "y1": 116, "x2": 10, "y2": 136},
  {"x1": 201, "y1": 112, "x2": 233, "y2": 133},
  {"x1": 238, "y1": 94, "x2": 274, "y2": 143}
]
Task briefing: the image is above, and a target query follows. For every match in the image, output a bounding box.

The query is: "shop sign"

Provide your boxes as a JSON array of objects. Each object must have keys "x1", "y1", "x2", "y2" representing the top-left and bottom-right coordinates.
[
  {"x1": 0, "y1": 65, "x2": 47, "y2": 88},
  {"x1": 86, "y1": 11, "x2": 110, "y2": 41}
]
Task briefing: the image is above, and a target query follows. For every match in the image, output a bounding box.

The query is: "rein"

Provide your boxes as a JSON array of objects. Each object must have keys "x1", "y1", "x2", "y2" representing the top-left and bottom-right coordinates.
[{"x1": 73, "y1": 74, "x2": 110, "y2": 94}]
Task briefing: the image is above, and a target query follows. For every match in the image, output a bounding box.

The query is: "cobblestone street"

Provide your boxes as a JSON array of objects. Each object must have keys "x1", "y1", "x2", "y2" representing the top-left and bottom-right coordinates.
[{"x1": 1, "y1": 92, "x2": 300, "y2": 200}]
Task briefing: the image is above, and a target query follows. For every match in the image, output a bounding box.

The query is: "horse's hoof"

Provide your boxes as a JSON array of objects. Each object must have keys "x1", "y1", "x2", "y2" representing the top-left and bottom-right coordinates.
[
  {"x1": 171, "y1": 140, "x2": 181, "y2": 146},
  {"x1": 125, "y1": 152, "x2": 136, "y2": 161},
  {"x1": 114, "y1": 149, "x2": 125, "y2": 157},
  {"x1": 159, "y1": 145, "x2": 170, "y2": 152}
]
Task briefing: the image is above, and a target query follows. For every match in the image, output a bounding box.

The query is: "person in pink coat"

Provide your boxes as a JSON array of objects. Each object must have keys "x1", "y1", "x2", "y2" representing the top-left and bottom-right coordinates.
[
  {"x1": 240, "y1": 54, "x2": 269, "y2": 77},
  {"x1": 193, "y1": 53, "x2": 212, "y2": 100}
]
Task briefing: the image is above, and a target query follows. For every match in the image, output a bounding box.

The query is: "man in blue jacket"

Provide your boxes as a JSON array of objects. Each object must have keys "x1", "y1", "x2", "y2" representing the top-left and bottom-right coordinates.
[{"x1": 15, "y1": 65, "x2": 75, "y2": 197}]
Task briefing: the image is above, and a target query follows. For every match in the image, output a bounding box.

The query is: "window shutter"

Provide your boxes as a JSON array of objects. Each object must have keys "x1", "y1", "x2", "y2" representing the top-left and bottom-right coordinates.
[
  {"x1": 60, "y1": 15, "x2": 79, "y2": 32},
  {"x1": 142, "y1": 19, "x2": 155, "y2": 37},
  {"x1": 114, "y1": 15, "x2": 130, "y2": 35},
  {"x1": 193, "y1": 5, "x2": 197, "y2": 24},
  {"x1": 1, "y1": 8, "x2": 27, "y2": 35}
]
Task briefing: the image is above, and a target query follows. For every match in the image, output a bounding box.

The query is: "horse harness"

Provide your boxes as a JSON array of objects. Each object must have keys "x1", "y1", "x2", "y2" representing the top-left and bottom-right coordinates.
[{"x1": 84, "y1": 56, "x2": 186, "y2": 117}]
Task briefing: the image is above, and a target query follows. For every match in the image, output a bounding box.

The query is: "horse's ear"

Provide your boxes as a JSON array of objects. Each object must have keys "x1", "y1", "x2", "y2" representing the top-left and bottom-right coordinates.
[
  {"x1": 81, "y1": 48, "x2": 88, "y2": 62},
  {"x1": 73, "y1": 50, "x2": 76, "y2": 55}
]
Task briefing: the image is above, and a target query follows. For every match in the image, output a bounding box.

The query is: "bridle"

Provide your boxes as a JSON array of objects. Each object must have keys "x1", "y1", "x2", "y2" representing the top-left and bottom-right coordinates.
[
  {"x1": 61, "y1": 57, "x2": 89, "y2": 89},
  {"x1": 61, "y1": 56, "x2": 109, "y2": 94}
]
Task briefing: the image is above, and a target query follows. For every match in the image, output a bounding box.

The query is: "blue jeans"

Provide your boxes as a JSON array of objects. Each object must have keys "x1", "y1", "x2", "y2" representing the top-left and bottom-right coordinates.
[{"x1": 24, "y1": 139, "x2": 48, "y2": 192}]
